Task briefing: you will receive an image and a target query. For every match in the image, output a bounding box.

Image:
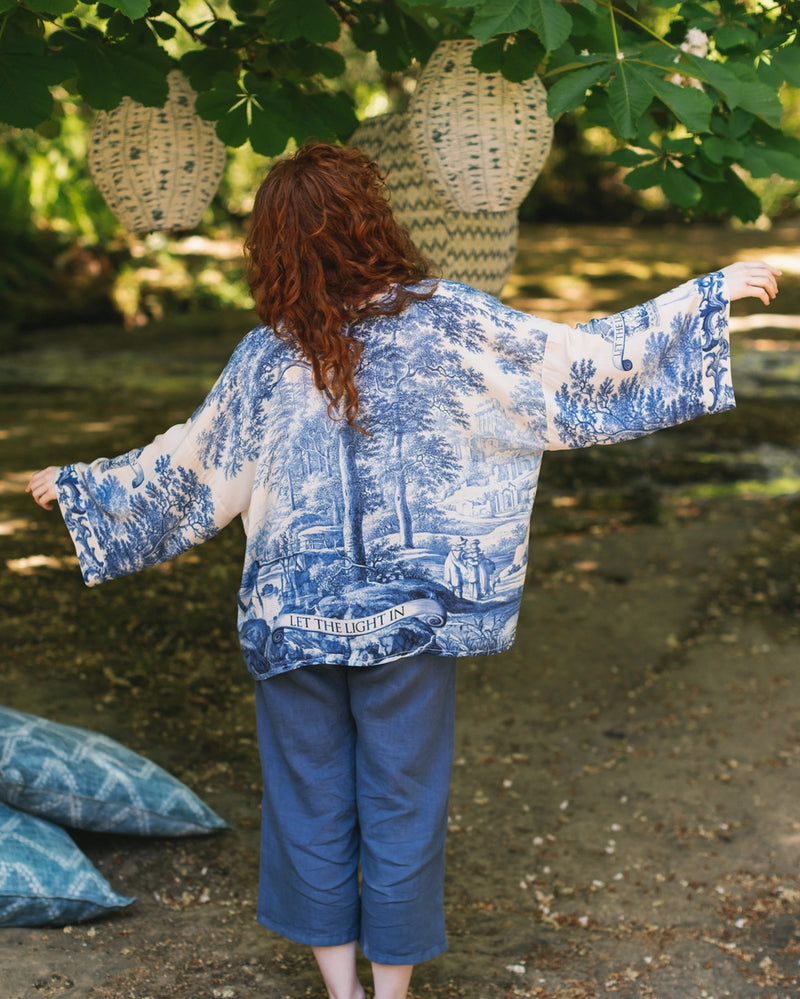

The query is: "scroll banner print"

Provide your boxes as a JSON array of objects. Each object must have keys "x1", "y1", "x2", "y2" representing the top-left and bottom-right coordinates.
[
  {"x1": 611, "y1": 315, "x2": 633, "y2": 372},
  {"x1": 273, "y1": 599, "x2": 447, "y2": 640}
]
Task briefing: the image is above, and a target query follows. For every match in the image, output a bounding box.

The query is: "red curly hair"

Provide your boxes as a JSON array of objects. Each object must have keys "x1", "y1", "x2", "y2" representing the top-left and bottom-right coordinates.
[{"x1": 244, "y1": 142, "x2": 435, "y2": 426}]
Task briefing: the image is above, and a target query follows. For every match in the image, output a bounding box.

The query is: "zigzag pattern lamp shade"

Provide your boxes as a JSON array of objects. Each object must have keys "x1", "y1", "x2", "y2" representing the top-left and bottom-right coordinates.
[
  {"x1": 350, "y1": 113, "x2": 519, "y2": 297},
  {"x1": 88, "y1": 71, "x2": 226, "y2": 234},
  {"x1": 408, "y1": 38, "x2": 553, "y2": 213}
]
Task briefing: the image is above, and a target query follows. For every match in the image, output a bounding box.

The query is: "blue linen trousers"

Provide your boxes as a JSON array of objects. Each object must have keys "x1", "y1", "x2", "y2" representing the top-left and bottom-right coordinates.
[{"x1": 254, "y1": 653, "x2": 457, "y2": 965}]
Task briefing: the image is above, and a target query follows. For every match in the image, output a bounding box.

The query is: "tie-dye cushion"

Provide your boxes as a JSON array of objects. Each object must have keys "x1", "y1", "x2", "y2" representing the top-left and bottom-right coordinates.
[
  {"x1": 0, "y1": 707, "x2": 227, "y2": 836},
  {"x1": 0, "y1": 801, "x2": 134, "y2": 926}
]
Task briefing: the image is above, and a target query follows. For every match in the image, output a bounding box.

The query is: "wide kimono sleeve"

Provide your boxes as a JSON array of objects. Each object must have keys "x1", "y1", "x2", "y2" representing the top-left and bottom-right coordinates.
[
  {"x1": 541, "y1": 270, "x2": 734, "y2": 450},
  {"x1": 55, "y1": 330, "x2": 271, "y2": 586}
]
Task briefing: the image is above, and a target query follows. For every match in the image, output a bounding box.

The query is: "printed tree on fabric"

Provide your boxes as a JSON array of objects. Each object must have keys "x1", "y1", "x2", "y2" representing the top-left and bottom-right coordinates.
[
  {"x1": 357, "y1": 307, "x2": 488, "y2": 550},
  {"x1": 70, "y1": 456, "x2": 218, "y2": 576},
  {"x1": 56, "y1": 277, "x2": 736, "y2": 677}
]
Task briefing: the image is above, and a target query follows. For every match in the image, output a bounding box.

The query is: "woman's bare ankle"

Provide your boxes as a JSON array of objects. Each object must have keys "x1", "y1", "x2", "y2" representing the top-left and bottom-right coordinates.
[
  {"x1": 312, "y1": 943, "x2": 364, "y2": 999},
  {"x1": 371, "y1": 962, "x2": 414, "y2": 999}
]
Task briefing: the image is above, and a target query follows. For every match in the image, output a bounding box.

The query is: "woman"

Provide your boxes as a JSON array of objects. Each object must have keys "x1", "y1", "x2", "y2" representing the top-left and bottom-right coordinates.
[{"x1": 27, "y1": 142, "x2": 780, "y2": 999}]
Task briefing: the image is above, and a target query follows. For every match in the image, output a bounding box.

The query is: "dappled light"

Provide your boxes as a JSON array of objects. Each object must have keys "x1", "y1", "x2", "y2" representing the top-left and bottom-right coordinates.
[
  {"x1": 6, "y1": 554, "x2": 78, "y2": 575},
  {"x1": 506, "y1": 222, "x2": 800, "y2": 324},
  {"x1": 0, "y1": 518, "x2": 30, "y2": 537},
  {"x1": 2, "y1": 223, "x2": 799, "y2": 999}
]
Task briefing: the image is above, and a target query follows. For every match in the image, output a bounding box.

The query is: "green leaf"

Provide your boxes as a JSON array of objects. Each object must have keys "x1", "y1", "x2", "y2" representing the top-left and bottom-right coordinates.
[
  {"x1": 283, "y1": 40, "x2": 346, "y2": 80},
  {"x1": 102, "y1": 0, "x2": 151, "y2": 21},
  {"x1": 771, "y1": 46, "x2": 800, "y2": 88},
  {"x1": 180, "y1": 47, "x2": 241, "y2": 93},
  {"x1": 265, "y1": 0, "x2": 341, "y2": 44},
  {"x1": 0, "y1": 37, "x2": 57, "y2": 127},
  {"x1": 150, "y1": 20, "x2": 177, "y2": 41},
  {"x1": 469, "y1": 0, "x2": 534, "y2": 45},
  {"x1": 53, "y1": 26, "x2": 173, "y2": 109},
  {"x1": 17, "y1": 0, "x2": 77, "y2": 13},
  {"x1": 607, "y1": 60, "x2": 652, "y2": 138},
  {"x1": 661, "y1": 162, "x2": 702, "y2": 208},
  {"x1": 501, "y1": 30, "x2": 545, "y2": 82},
  {"x1": 730, "y1": 78, "x2": 783, "y2": 129},
  {"x1": 662, "y1": 135, "x2": 698, "y2": 155},
  {"x1": 711, "y1": 106, "x2": 756, "y2": 140},
  {"x1": 546, "y1": 61, "x2": 611, "y2": 118},
  {"x1": 625, "y1": 161, "x2": 664, "y2": 191},
  {"x1": 472, "y1": 38, "x2": 506, "y2": 73},
  {"x1": 683, "y1": 54, "x2": 744, "y2": 106},
  {"x1": 291, "y1": 90, "x2": 358, "y2": 143},
  {"x1": 713, "y1": 23, "x2": 758, "y2": 52},
  {"x1": 199, "y1": 18, "x2": 234, "y2": 46},
  {"x1": 214, "y1": 101, "x2": 250, "y2": 147},
  {"x1": 374, "y1": 2, "x2": 437, "y2": 69},
  {"x1": 249, "y1": 99, "x2": 295, "y2": 157},
  {"x1": 193, "y1": 72, "x2": 242, "y2": 121},
  {"x1": 529, "y1": 0, "x2": 573, "y2": 53},
  {"x1": 609, "y1": 147, "x2": 649, "y2": 167},
  {"x1": 350, "y1": 10, "x2": 421, "y2": 73},
  {"x1": 738, "y1": 144, "x2": 800, "y2": 181},
  {"x1": 685, "y1": 53, "x2": 783, "y2": 127},
  {"x1": 701, "y1": 168, "x2": 761, "y2": 222},
  {"x1": 642, "y1": 73, "x2": 713, "y2": 134},
  {"x1": 700, "y1": 134, "x2": 738, "y2": 165}
]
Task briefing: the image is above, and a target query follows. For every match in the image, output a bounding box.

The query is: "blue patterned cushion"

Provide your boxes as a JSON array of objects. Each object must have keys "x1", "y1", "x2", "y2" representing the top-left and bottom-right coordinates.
[
  {"x1": 0, "y1": 801, "x2": 134, "y2": 926},
  {"x1": 0, "y1": 707, "x2": 227, "y2": 836}
]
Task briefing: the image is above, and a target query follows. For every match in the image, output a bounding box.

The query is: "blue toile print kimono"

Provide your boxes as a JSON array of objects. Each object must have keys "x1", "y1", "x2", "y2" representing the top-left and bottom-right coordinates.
[{"x1": 56, "y1": 275, "x2": 734, "y2": 679}]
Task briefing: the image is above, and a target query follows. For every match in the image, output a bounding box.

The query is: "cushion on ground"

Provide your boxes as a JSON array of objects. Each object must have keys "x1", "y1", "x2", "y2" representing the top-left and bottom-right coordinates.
[
  {"x1": 0, "y1": 801, "x2": 134, "y2": 926},
  {"x1": 0, "y1": 706, "x2": 228, "y2": 836}
]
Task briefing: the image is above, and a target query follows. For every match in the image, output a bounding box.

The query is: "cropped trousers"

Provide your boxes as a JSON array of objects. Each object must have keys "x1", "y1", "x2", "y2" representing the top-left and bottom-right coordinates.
[{"x1": 254, "y1": 653, "x2": 457, "y2": 965}]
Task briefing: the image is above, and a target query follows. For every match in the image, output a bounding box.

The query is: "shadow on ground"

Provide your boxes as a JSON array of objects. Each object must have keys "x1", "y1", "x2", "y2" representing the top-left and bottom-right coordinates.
[{"x1": 1, "y1": 223, "x2": 799, "y2": 998}]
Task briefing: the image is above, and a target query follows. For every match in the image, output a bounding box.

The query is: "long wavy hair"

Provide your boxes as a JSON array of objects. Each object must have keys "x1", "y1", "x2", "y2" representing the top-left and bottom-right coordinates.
[{"x1": 244, "y1": 141, "x2": 436, "y2": 427}]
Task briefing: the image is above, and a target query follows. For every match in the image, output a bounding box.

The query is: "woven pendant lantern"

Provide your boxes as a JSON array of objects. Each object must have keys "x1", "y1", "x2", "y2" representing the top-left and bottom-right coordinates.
[
  {"x1": 408, "y1": 38, "x2": 553, "y2": 213},
  {"x1": 89, "y1": 71, "x2": 226, "y2": 233},
  {"x1": 350, "y1": 113, "x2": 519, "y2": 297}
]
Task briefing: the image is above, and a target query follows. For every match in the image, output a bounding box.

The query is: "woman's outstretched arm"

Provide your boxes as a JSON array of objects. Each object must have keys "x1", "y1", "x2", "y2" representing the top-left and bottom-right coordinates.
[
  {"x1": 721, "y1": 260, "x2": 781, "y2": 305},
  {"x1": 26, "y1": 466, "x2": 59, "y2": 510}
]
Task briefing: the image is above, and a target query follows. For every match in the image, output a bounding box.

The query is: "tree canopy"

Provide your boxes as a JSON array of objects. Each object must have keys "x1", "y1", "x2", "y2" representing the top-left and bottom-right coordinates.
[{"x1": 2, "y1": 0, "x2": 800, "y2": 221}]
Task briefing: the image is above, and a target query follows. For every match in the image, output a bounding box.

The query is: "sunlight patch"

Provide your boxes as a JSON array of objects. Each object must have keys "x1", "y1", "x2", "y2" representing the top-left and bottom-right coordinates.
[
  {"x1": 80, "y1": 421, "x2": 119, "y2": 433},
  {"x1": 731, "y1": 315, "x2": 800, "y2": 333},
  {"x1": 751, "y1": 251, "x2": 800, "y2": 275},
  {"x1": 0, "y1": 519, "x2": 31, "y2": 537},
  {"x1": 6, "y1": 555, "x2": 78, "y2": 575},
  {"x1": 1, "y1": 472, "x2": 41, "y2": 495}
]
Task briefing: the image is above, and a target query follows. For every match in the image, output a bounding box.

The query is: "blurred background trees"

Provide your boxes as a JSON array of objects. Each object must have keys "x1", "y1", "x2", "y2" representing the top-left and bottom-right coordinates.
[{"x1": 2, "y1": 0, "x2": 799, "y2": 332}]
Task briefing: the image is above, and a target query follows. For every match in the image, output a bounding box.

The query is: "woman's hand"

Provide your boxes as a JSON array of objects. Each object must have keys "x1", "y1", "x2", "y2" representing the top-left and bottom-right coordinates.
[
  {"x1": 721, "y1": 260, "x2": 781, "y2": 305},
  {"x1": 26, "y1": 466, "x2": 60, "y2": 510}
]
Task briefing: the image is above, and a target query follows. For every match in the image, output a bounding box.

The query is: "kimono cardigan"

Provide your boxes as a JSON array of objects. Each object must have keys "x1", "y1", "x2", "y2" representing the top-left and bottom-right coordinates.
[{"x1": 56, "y1": 276, "x2": 735, "y2": 680}]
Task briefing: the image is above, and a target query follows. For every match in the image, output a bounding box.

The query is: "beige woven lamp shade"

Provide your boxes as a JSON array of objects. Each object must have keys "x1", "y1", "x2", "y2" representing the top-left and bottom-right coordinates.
[
  {"x1": 88, "y1": 71, "x2": 226, "y2": 234},
  {"x1": 350, "y1": 113, "x2": 518, "y2": 297},
  {"x1": 408, "y1": 38, "x2": 554, "y2": 213}
]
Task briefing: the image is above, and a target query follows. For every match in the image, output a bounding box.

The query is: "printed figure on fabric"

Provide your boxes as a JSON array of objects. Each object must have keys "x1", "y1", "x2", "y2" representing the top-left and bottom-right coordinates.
[
  {"x1": 230, "y1": 277, "x2": 728, "y2": 677},
  {"x1": 52, "y1": 274, "x2": 735, "y2": 681}
]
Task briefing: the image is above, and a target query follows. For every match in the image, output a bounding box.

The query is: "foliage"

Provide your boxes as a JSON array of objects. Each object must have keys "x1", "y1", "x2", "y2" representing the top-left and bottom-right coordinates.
[{"x1": 1, "y1": 1, "x2": 800, "y2": 221}]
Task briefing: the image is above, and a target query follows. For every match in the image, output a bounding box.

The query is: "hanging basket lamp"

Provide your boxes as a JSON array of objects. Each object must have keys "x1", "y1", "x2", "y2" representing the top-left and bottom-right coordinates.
[
  {"x1": 407, "y1": 38, "x2": 554, "y2": 214},
  {"x1": 350, "y1": 113, "x2": 519, "y2": 298},
  {"x1": 88, "y1": 71, "x2": 227, "y2": 234}
]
